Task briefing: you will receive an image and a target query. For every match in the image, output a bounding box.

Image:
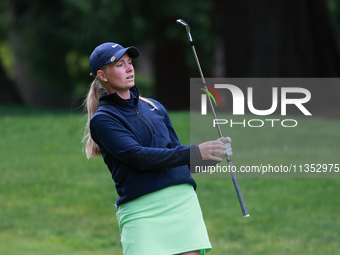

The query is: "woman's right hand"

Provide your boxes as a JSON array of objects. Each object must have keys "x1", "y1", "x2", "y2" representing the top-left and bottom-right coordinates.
[{"x1": 198, "y1": 140, "x2": 227, "y2": 161}]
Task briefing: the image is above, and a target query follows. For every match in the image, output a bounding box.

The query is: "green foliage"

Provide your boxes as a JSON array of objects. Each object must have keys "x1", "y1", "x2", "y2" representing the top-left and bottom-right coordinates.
[
  {"x1": 134, "y1": 71, "x2": 155, "y2": 98},
  {"x1": 0, "y1": 0, "x2": 216, "y2": 98},
  {"x1": 327, "y1": 0, "x2": 340, "y2": 25},
  {"x1": 327, "y1": 0, "x2": 340, "y2": 48},
  {"x1": 0, "y1": 106, "x2": 339, "y2": 254},
  {"x1": 6, "y1": 0, "x2": 72, "y2": 93},
  {"x1": 0, "y1": 41, "x2": 14, "y2": 78},
  {"x1": 1, "y1": 0, "x2": 340, "y2": 104},
  {"x1": 0, "y1": 0, "x2": 10, "y2": 41}
]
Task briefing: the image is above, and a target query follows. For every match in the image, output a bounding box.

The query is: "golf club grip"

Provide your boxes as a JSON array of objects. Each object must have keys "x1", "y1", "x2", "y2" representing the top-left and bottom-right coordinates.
[{"x1": 226, "y1": 157, "x2": 250, "y2": 217}]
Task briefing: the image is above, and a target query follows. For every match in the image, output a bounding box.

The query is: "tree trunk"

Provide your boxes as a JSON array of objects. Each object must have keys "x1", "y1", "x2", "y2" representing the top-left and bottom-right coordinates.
[
  {"x1": 8, "y1": 0, "x2": 75, "y2": 108},
  {"x1": 154, "y1": 18, "x2": 195, "y2": 110},
  {"x1": 0, "y1": 61, "x2": 22, "y2": 104},
  {"x1": 10, "y1": 36, "x2": 74, "y2": 108},
  {"x1": 216, "y1": 0, "x2": 340, "y2": 77},
  {"x1": 214, "y1": 0, "x2": 340, "y2": 116}
]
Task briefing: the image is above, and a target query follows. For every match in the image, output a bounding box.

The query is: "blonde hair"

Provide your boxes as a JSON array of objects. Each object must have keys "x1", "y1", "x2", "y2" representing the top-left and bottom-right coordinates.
[{"x1": 83, "y1": 77, "x2": 158, "y2": 159}]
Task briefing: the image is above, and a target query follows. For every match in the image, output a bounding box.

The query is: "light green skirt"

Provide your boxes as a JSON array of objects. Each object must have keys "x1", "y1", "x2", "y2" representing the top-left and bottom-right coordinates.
[{"x1": 116, "y1": 184, "x2": 212, "y2": 255}]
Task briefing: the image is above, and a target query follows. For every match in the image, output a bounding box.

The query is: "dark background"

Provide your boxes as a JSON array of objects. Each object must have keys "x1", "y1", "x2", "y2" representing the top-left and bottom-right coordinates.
[{"x1": 0, "y1": 0, "x2": 340, "y2": 112}]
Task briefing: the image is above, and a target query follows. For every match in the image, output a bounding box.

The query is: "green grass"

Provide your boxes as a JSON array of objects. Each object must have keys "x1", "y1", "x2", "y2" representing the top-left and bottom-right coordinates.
[{"x1": 0, "y1": 106, "x2": 339, "y2": 254}]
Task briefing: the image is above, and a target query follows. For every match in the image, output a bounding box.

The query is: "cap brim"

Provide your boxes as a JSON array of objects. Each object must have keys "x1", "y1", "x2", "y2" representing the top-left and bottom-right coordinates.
[{"x1": 115, "y1": 47, "x2": 139, "y2": 62}]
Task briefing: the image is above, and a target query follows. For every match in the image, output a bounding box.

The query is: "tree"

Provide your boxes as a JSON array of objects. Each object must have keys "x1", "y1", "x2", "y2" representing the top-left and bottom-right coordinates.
[
  {"x1": 215, "y1": 0, "x2": 340, "y2": 77},
  {"x1": 0, "y1": 61, "x2": 22, "y2": 104},
  {"x1": 148, "y1": 0, "x2": 215, "y2": 110},
  {"x1": 213, "y1": 0, "x2": 340, "y2": 115},
  {"x1": 1, "y1": 0, "x2": 339, "y2": 111},
  {"x1": 0, "y1": 0, "x2": 21, "y2": 104},
  {"x1": 8, "y1": 0, "x2": 74, "y2": 107}
]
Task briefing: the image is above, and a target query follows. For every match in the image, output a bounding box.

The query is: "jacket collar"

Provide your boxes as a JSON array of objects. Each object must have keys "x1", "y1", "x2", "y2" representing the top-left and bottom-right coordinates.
[{"x1": 99, "y1": 86, "x2": 139, "y2": 106}]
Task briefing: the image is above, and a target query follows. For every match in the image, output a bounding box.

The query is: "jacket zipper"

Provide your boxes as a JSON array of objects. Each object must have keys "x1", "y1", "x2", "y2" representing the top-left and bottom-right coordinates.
[
  {"x1": 119, "y1": 99, "x2": 155, "y2": 134},
  {"x1": 134, "y1": 108, "x2": 155, "y2": 134},
  {"x1": 103, "y1": 94, "x2": 156, "y2": 134}
]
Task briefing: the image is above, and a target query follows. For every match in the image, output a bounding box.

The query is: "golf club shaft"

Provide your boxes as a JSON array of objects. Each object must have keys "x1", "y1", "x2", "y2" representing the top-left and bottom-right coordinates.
[
  {"x1": 190, "y1": 47, "x2": 223, "y2": 138},
  {"x1": 177, "y1": 19, "x2": 249, "y2": 217}
]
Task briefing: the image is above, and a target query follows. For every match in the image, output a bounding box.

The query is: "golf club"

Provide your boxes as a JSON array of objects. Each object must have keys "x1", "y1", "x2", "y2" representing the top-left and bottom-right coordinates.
[{"x1": 177, "y1": 18, "x2": 250, "y2": 218}]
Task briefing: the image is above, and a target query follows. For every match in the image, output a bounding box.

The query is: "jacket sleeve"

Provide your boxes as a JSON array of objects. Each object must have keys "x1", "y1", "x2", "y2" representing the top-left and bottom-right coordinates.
[
  {"x1": 158, "y1": 102, "x2": 218, "y2": 173},
  {"x1": 90, "y1": 113, "x2": 197, "y2": 171}
]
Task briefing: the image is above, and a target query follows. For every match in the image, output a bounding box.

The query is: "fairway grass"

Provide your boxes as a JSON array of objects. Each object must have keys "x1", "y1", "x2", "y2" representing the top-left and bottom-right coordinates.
[{"x1": 0, "y1": 106, "x2": 339, "y2": 254}]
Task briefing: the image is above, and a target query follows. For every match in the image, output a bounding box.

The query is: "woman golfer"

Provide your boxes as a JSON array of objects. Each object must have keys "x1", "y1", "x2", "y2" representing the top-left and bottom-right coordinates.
[{"x1": 83, "y1": 42, "x2": 231, "y2": 255}]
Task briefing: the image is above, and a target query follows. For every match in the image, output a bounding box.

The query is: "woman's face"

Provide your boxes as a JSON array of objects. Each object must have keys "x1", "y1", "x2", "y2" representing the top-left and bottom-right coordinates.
[{"x1": 102, "y1": 53, "x2": 135, "y2": 96}]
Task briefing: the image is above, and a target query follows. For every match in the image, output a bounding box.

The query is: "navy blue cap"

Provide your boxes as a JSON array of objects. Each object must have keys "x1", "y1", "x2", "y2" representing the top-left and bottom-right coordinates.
[{"x1": 89, "y1": 42, "x2": 139, "y2": 77}]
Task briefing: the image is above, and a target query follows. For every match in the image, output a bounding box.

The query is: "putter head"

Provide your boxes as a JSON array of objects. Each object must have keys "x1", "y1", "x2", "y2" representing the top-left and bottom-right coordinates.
[{"x1": 176, "y1": 19, "x2": 192, "y2": 42}]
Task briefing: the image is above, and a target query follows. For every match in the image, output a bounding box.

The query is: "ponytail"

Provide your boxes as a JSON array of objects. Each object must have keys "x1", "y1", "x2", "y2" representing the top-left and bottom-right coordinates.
[
  {"x1": 139, "y1": 96, "x2": 158, "y2": 110},
  {"x1": 83, "y1": 76, "x2": 107, "y2": 159}
]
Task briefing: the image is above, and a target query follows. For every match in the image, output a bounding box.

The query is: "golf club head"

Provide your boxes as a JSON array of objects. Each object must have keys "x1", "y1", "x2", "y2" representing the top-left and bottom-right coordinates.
[
  {"x1": 176, "y1": 19, "x2": 189, "y2": 28},
  {"x1": 176, "y1": 19, "x2": 192, "y2": 42}
]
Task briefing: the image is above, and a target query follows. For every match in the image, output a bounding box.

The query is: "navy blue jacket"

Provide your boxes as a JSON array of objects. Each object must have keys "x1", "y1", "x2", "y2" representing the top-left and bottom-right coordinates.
[{"x1": 90, "y1": 86, "x2": 204, "y2": 205}]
